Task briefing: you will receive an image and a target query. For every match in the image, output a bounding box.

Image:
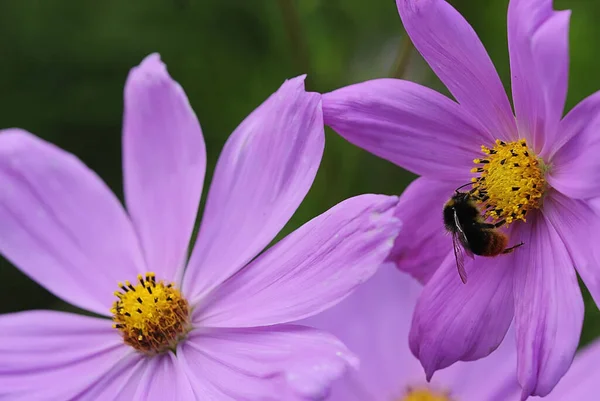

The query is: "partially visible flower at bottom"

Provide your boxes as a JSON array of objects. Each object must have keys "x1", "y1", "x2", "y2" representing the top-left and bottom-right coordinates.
[
  {"x1": 302, "y1": 264, "x2": 521, "y2": 401},
  {"x1": 303, "y1": 263, "x2": 600, "y2": 401},
  {"x1": 527, "y1": 338, "x2": 600, "y2": 401},
  {"x1": 0, "y1": 54, "x2": 401, "y2": 400}
]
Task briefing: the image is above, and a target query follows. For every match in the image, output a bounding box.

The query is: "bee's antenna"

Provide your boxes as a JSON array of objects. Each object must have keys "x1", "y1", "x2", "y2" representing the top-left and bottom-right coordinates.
[{"x1": 454, "y1": 182, "x2": 475, "y2": 193}]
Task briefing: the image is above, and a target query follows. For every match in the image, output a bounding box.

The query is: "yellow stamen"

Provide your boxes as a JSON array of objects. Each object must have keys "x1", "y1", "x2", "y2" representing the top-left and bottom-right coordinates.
[
  {"x1": 111, "y1": 272, "x2": 190, "y2": 354},
  {"x1": 470, "y1": 139, "x2": 546, "y2": 225},
  {"x1": 400, "y1": 388, "x2": 451, "y2": 401}
]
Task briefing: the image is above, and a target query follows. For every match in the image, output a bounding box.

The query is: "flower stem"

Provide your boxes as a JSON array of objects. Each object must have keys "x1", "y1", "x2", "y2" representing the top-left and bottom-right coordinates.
[
  {"x1": 276, "y1": 0, "x2": 313, "y2": 88},
  {"x1": 390, "y1": 34, "x2": 413, "y2": 79}
]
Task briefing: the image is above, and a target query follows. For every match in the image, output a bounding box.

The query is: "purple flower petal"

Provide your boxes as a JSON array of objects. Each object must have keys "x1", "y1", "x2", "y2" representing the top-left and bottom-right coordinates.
[
  {"x1": 409, "y1": 252, "x2": 515, "y2": 379},
  {"x1": 301, "y1": 265, "x2": 424, "y2": 401},
  {"x1": 396, "y1": 0, "x2": 516, "y2": 140},
  {"x1": 123, "y1": 54, "x2": 205, "y2": 281},
  {"x1": 547, "y1": 136, "x2": 600, "y2": 200},
  {"x1": 130, "y1": 353, "x2": 196, "y2": 401},
  {"x1": 388, "y1": 177, "x2": 459, "y2": 284},
  {"x1": 0, "y1": 130, "x2": 145, "y2": 316},
  {"x1": 0, "y1": 310, "x2": 135, "y2": 399},
  {"x1": 323, "y1": 79, "x2": 487, "y2": 182},
  {"x1": 590, "y1": 197, "x2": 600, "y2": 216},
  {"x1": 183, "y1": 76, "x2": 324, "y2": 301},
  {"x1": 80, "y1": 352, "x2": 147, "y2": 400},
  {"x1": 178, "y1": 325, "x2": 357, "y2": 400},
  {"x1": 302, "y1": 259, "x2": 521, "y2": 401},
  {"x1": 508, "y1": 0, "x2": 570, "y2": 152},
  {"x1": 536, "y1": 338, "x2": 600, "y2": 400},
  {"x1": 512, "y1": 211, "x2": 583, "y2": 399},
  {"x1": 532, "y1": 11, "x2": 571, "y2": 156},
  {"x1": 194, "y1": 194, "x2": 400, "y2": 327},
  {"x1": 64, "y1": 342, "x2": 193, "y2": 400},
  {"x1": 541, "y1": 192, "x2": 600, "y2": 314},
  {"x1": 552, "y1": 90, "x2": 600, "y2": 155},
  {"x1": 547, "y1": 96, "x2": 600, "y2": 199},
  {"x1": 435, "y1": 325, "x2": 520, "y2": 401}
]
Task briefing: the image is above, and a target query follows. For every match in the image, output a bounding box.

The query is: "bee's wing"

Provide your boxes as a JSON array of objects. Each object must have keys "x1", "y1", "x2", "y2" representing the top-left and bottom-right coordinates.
[
  {"x1": 453, "y1": 208, "x2": 474, "y2": 259},
  {"x1": 451, "y1": 232, "x2": 469, "y2": 284},
  {"x1": 452, "y1": 209, "x2": 471, "y2": 283}
]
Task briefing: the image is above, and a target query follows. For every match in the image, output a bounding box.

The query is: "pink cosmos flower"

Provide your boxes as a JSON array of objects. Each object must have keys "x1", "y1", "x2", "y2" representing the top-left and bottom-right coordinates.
[
  {"x1": 303, "y1": 265, "x2": 521, "y2": 401},
  {"x1": 0, "y1": 54, "x2": 401, "y2": 400},
  {"x1": 322, "y1": 0, "x2": 600, "y2": 398},
  {"x1": 304, "y1": 264, "x2": 600, "y2": 401}
]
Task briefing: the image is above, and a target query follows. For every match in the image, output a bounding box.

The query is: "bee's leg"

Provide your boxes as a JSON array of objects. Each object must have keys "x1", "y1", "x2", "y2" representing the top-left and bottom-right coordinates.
[
  {"x1": 493, "y1": 220, "x2": 506, "y2": 228},
  {"x1": 502, "y1": 242, "x2": 525, "y2": 254}
]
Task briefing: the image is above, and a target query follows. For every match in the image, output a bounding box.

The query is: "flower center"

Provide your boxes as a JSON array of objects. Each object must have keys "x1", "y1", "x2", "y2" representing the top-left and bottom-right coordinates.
[
  {"x1": 470, "y1": 139, "x2": 546, "y2": 225},
  {"x1": 400, "y1": 388, "x2": 450, "y2": 401},
  {"x1": 111, "y1": 273, "x2": 190, "y2": 354}
]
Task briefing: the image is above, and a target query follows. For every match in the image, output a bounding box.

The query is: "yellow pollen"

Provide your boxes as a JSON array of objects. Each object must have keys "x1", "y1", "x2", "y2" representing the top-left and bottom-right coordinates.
[
  {"x1": 470, "y1": 139, "x2": 546, "y2": 225},
  {"x1": 111, "y1": 272, "x2": 190, "y2": 354},
  {"x1": 400, "y1": 388, "x2": 451, "y2": 401}
]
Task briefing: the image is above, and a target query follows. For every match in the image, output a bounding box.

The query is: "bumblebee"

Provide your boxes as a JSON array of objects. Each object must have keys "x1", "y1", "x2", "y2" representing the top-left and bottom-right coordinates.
[{"x1": 443, "y1": 188, "x2": 524, "y2": 284}]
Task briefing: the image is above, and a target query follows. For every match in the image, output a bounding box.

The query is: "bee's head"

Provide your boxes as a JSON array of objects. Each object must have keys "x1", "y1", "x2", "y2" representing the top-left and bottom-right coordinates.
[{"x1": 452, "y1": 190, "x2": 471, "y2": 203}]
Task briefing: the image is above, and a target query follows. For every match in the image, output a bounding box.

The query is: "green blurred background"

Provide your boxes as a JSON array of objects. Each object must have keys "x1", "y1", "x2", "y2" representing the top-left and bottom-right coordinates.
[{"x1": 1, "y1": 0, "x2": 600, "y2": 345}]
